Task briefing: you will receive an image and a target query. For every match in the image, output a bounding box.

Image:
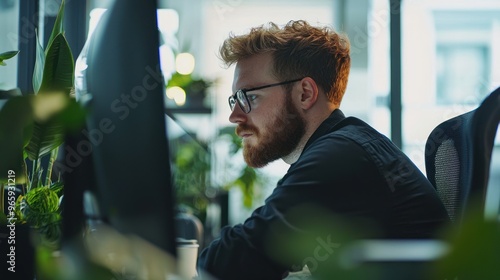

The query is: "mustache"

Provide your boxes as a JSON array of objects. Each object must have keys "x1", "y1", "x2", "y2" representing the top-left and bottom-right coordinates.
[{"x1": 235, "y1": 124, "x2": 257, "y2": 136}]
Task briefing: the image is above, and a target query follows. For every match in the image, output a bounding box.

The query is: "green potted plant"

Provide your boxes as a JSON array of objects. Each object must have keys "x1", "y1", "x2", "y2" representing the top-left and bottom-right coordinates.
[
  {"x1": 0, "y1": 0, "x2": 84, "y2": 248},
  {"x1": 0, "y1": 50, "x2": 21, "y2": 98},
  {"x1": 217, "y1": 126, "x2": 269, "y2": 209},
  {"x1": 170, "y1": 132, "x2": 211, "y2": 224},
  {"x1": 166, "y1": 71, "x2": 213, "y2": 109}
]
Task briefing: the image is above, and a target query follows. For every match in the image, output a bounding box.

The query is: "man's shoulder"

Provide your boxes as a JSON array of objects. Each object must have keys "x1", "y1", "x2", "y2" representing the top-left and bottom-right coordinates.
[{"x1": 322, "y1": 116, "x2": 390, "y2": 145}]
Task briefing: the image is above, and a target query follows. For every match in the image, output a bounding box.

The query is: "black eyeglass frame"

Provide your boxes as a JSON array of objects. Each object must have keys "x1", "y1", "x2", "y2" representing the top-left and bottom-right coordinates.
[{"x1": 228, "y1": 78, "x2": 303, "y2": 114}]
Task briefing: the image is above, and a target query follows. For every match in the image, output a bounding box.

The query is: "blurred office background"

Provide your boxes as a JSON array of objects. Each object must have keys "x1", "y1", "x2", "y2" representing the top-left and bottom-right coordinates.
[{"x1": 1, "y1": 0, "x2": 498, "y2": 236}]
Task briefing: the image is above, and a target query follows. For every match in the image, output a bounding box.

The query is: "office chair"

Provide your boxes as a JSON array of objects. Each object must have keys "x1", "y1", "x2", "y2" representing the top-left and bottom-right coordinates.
[
  {"x1": 332, "y1": 88, "x2": 500, "y2": 280},
  {"x1": 425, "y1": 87, "x2": 500, "y2": 225}
]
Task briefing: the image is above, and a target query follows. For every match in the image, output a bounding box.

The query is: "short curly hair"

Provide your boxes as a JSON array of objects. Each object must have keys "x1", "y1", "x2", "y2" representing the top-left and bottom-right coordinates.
[{"x1": 219, "y1": 20, "x2": 351, "y2": 105}]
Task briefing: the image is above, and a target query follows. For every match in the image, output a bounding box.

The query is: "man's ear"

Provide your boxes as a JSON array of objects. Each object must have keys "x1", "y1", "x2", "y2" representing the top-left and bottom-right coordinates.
[{"x1": 298, "y1": 77, "x2": 319, "y2": 110}]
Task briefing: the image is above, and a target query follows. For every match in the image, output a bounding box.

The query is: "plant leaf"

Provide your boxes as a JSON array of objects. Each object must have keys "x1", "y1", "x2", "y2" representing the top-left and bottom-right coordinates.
[
  {"x1": 24, "y1": 94, "x2": 85, "y2": 161},
  {"x1": 41, "y1": 35, "x2": 74, "y2": 94},
  {"x1": 0, "y1": 96, "x2": 33, "y2": 184},
  {"x1": 232, "y1": 166, "x2": 258, "y2": 208},
  {"x1": 23, "y1": 122, "x2": 34, "y2": 148},
  {"x1": 24, "y1": 93, "x2": 67, "y2": 161},
  {"x1": 39, "y1": 34, "x2": 74, "y2": 94},
  {"x1": 23, "y1": 186, "x2": 61, "y2": 239},
  {"x1": 25, "y1": 120, "x2": 65, "y2": 161},
  {"x1": 45, "y1": 0, "x2": 66, "y2": 53},
  {"x1": 0, "y1": 50, "x2": 19, "y2": 66},
  {"x1": 27, "y1": 0, "x2": 72, "y2": 183},
  {"x1": 0, "y1": 88, "x2": 22, "y2": 98},
  {"x1": 0, "y1": 50, "x2": 19, "y2": 60},
  {"x1": 0, "y1": 211, "x2": 7, "y2": 225},
  {"x1": 49, "y1": 181, "x2": 64, "y2": 196},
  {"x1": 25, "y1": 186, "x2": 59, "y2": 213},
  {"x1": 33, "y1": 30, "x2": 46, "y2": 94}
]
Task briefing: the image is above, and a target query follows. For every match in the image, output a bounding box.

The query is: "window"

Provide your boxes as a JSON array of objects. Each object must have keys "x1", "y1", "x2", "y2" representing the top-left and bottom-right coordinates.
[
  {"x1": 436, "y1": 44, "x2": 490, "y2": 105},
  {"x1": 0, "y1": 0, "x2": 19, "y2": 91},
  {"x1": 400, "y1": 1, "x2": 500, "y2": 171}
]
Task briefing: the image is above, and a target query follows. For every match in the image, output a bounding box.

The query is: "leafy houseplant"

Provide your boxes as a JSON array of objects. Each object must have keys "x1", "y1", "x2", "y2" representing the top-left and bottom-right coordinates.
[
  {"x1": 166, "y1": 71, "x2": 213, "y2": 108},
  {"x1": 0, "y1": 0, "x2": 83, "y2": 247},
  {"x1": 0, "y1": 51, "x2": 21, "y2": 98},
  {"x1": 0, "y1": 50, "x2": 19, "y2": 66},
  {"x1": 171, "y1": 135, "x2": 211, "y2": 222},
  {"x1": 171, "y1": 124, "x2": 269, "y2": 223},
  {"x1": 217, "y1": 126, "x2": 268, "y2": 209}
]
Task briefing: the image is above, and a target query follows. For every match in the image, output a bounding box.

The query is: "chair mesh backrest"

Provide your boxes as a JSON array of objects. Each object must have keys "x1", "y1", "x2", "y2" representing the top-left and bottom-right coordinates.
[
  {"x1": 425, "y1": 114, "x2": 473, "y2": 224},
  {"x1": 433, "y1": 139, "x2": 461, "y2": 222},
  {"x1": 425, "y1": 87, "x2": 500, "y2": 225}
]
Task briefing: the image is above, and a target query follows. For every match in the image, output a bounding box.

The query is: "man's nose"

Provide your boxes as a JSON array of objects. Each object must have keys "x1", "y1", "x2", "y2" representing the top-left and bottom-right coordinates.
[{"x1": 229, "y1": 103, "x2": 247, "y2": 124}]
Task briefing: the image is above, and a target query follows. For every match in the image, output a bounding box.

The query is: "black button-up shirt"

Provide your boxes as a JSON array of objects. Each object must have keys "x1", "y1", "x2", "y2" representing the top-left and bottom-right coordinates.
[{"x1": 198, "y1": 109, "x2": 450, "y2": 280}]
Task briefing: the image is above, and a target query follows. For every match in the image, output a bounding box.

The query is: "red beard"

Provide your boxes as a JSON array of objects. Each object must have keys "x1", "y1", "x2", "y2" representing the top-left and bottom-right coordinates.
[{"x1": 236, "y1": 95, "x2": 305, "y2": 168}]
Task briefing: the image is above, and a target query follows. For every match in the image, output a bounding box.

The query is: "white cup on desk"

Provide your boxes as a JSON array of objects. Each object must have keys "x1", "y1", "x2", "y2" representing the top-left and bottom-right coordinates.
[{"x1": 176, "y1": 238, "x2": 199, "y2": 279}]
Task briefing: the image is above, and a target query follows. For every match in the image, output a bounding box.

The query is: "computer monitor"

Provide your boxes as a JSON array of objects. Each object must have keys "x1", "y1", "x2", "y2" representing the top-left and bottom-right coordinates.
[{"x1": 83, "y1": 0, "x2": 177, "y2": 257}]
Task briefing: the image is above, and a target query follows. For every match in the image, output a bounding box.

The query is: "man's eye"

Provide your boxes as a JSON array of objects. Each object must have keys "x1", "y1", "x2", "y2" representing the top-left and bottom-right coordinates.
[{"x1": 247, "y1": 94, "x2": 258, "y2": 102}]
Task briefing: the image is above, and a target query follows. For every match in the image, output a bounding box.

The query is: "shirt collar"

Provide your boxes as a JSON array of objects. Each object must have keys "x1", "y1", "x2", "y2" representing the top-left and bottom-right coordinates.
[{"x1": 302, "y1": 109, "x2": 346, "y2": 152}]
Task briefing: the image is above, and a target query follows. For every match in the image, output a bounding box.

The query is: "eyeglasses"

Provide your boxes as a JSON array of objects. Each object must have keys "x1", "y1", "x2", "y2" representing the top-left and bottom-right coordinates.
[{"x1": 228, "y1": 78, "x2": 303, "y2": 114}]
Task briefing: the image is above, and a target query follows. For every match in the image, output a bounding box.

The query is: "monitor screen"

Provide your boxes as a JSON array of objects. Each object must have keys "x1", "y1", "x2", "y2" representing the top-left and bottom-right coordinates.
[{"x1": 84, "y1": 0, "x2": 177, "y2": 257}]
